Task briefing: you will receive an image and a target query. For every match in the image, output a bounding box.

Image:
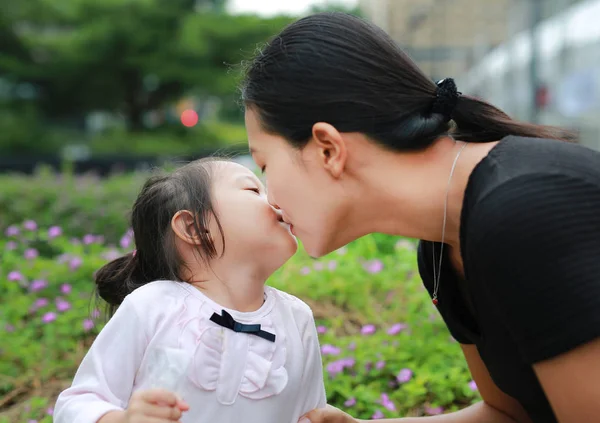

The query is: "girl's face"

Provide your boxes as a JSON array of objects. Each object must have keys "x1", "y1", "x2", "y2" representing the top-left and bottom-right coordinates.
[
  {"x1": 208, "y1": 161, "x2": 298, "y2": 269},
  {"x1": 245, "y1": 109, "x2": 353, "y2": 258}
]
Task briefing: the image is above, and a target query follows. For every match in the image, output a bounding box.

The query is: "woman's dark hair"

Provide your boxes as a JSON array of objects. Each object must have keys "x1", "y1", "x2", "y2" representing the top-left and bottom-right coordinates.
[
  {"x1": 94, "y1": 158, "x2": 225, "y2": 316},
  {"x1": 241, "y1": 12, "x2": 576, "y2": 150}
]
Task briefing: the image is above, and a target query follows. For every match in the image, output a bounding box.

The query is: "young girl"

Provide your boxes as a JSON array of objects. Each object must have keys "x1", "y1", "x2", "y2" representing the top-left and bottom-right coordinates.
[{"x1": 54, "y1": 158, "x2": 327, "y2": 423}]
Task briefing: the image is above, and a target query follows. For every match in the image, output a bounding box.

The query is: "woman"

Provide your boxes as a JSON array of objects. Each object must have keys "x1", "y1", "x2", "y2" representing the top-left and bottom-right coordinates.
[{"x1": 241, "y1": 11, "x2": 600, "y2": 423}]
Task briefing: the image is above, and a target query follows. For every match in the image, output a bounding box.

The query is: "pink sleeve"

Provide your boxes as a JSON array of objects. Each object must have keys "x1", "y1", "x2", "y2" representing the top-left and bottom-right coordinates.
[{"x1": 54, "y1": 296, "x2": 148, "y2": 423}]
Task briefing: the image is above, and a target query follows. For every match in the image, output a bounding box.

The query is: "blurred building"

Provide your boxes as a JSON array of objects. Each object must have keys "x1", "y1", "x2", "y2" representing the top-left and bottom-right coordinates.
[{"x1": 359, "y1": 0, "x2": 513, "y2": 80}]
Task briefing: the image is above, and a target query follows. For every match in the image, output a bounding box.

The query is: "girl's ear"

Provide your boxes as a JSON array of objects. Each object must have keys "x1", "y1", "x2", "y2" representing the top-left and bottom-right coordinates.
[{"x1": 171, "y1": 210, "x2": 208, "y2": 245}]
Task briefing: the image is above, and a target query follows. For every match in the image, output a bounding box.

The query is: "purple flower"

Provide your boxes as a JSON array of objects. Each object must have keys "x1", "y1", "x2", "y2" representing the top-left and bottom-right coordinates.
[
  {"x1": 321, "y1": 344, "x2": 341, "y2": 356},
  {"x1": 363, "y1": 259, "x2": 384, "y2": 274},
  {"x1": 34, "y1": 298, "x2": 49, "y2": 309},
  {"x1": 48, "y1": 226, "x2": 62, "y2": 239},
  {"x1": 344, "y1": 397, "x2": 356, "y2": 407},
  {"x1": 317, "y1": 325, "x2": 327, "y2": 334},
  {"x1": 313, "y1": 262, "x2": 324, "y2": 271},
  {"x1": 46, "y1": 407, "x2": 54, "y2": 416},
  {"x1": 120, "y1": 233, "x2": 132, "y2": 249},
  {"x1": 28, "y1": 420, "x2": 38, "y2": 423},
  {"x1": 56, "y1": 298, "x2": 71, "y2": 312},
  {"x1": 29, "y1": 279, "x2": 48, "y2": 292},
  {"x1": 23, "y1": 220, "x2": 37, "y2": 231},
  {"x1": 380, "y1": 393, "x2": 396, "y2": 412},
  {"x1": 5, "y1": 324, "x2": 15, "y2": 332},
  {"x1": 425, "y1": 406, "x2": 444, "y2": 416},
  {"x1": 69, "y1": 257, "x2": 83, "y2": 271},
  {"x1": 95, "y1": 235, "x2": 105, "y2": 244},
  {"x1": 6, "y1": 241, "x2": 18, "y2": 250},
  {"x1": 361, "y1": 324, "x2": 376, "y2": 335},
  {"x1": 42, "y1": 312, "x2": 57, "y2": 323},
  {"x1": 328, "y1": 260, "x2": 337, "y2": 271},
  {"x1": 326, "y1": 358, "x2": 355, "y2": 377},
  {"x1": 396, "y1": 368, "x2": 413, "y2": 383},
  {"x1": 83, "y1": 234, "x2": 96, "y2": 245},
  {"x1": 60, "y1": 283, "x2": 72, "y2": 294},
  {"x1": 102, "y1": 249, "x2": 121, "y2": 261},
  {"x1": 300, "y1": 266, "x2": 311, "y2": 275},
  {"x1": 376, "y1": 360, "x2": 386, "y2": 370},
  {"x1": 83, "y1": 319, "x2": 95, "y2": 332},
  {"x1": 91, "y1": 309, "x2": 101, "y2": 319},
  {"x1": 24, "y1": 248, "x2": 39, "y2": 260},
  {"x1": 372, "y1": 410, "x2": 384, "y2": 419},
  {"x1": 347, "y1": 342, "x2": 356, "y2": 351},
  {"x1": 5, "y1": 225, "x2": 19, "y2": 236},
  {"x1": 387, "y1": 323, "x2": 408, "y2": 335},
  {"x1": 8, "y1": 271, "x2": 24, "y2": 281},
  {"x1": 468, "y1": 380, "x2": 478, "y2": 391}
]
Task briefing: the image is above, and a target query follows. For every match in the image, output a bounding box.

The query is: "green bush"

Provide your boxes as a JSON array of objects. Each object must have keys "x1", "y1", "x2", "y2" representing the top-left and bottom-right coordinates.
[{"x1": 0, "y1": 216, "x2": 479, "y2": 422}]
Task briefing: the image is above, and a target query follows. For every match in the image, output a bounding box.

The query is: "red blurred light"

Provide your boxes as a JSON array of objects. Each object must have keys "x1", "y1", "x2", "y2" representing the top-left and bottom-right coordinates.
[{"x1": 181, "y1": 109, "x2": 198, "y2": 127}]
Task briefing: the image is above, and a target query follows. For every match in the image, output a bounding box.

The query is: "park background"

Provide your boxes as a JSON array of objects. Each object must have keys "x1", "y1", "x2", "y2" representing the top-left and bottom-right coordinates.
[{"x1": 1, "y1": 0, "x2": 599, "y2": 421}]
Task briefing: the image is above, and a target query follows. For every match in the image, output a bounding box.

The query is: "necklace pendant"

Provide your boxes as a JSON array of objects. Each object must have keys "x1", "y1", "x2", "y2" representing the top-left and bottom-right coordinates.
[{"x1": 432, "y1": 298, "x2": 439, "y2": 306}]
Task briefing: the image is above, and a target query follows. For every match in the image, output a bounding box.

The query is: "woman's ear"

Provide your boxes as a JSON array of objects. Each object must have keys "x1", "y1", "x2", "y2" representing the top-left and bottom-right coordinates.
[
  {"x1": 171, "y1": 210, "x2": 207, "y2": 245},
  {"x1": 311, "y1": 122, "x2": 347, "y2": 178}
]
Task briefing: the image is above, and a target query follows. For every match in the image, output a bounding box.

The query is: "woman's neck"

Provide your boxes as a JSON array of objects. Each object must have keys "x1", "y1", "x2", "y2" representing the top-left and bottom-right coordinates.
[{"x1": 347, "y1": 137, "x2": 498, "y2": 248}]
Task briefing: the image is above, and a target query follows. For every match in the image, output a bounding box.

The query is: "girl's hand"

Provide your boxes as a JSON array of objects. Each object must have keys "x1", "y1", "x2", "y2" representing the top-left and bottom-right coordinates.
[
  {"x1": 125, "y1": 388, "x2": 189, "y2": 423},
  {"x1": 299, "y1": 405, "x2": 357, "y2": 423}
]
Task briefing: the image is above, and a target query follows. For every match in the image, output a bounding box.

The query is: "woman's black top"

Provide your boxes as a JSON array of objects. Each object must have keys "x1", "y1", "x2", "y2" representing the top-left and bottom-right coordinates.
[{"x1": 418, "y1": 136, "x2": 600, "y2": 422}]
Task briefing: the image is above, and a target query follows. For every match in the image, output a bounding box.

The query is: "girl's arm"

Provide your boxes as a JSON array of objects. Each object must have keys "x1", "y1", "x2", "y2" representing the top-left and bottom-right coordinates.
[{"x1": 54, "y1": 296, "x2": 148, "y2": 423}]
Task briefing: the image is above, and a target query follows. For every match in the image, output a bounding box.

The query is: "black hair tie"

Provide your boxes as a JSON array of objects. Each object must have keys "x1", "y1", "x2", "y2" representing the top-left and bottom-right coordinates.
[
  {"x1": 210, "y1": 309, "x2": 276, "y2": 342},
  {"x1": 431, "y1": 78, "x2": 461, "y2": 120}
]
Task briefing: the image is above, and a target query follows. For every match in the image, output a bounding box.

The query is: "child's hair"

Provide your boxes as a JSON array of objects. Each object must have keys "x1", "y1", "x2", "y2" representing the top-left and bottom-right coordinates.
[{"x1": 95, "y1": 158, "x2": 226, "y2": 316}]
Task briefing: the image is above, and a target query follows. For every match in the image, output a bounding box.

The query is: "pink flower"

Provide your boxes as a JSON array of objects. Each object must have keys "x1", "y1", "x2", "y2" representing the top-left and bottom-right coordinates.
[
  {"x1": 344, "y1": 397, "x2": 356, "y2": 407},
  {"x1": 120, "y1": 233, "x2": 132, "y2": 249},
  {"x1": 321, "y1": 344, "x2": 341, "y2": 356},
  {"x1": 6, "y1": 241, "x2": 18, "y2": 250},
  {"x1": 363, "y1": 259, "x2": 384, "y2": 274},
  {"x1": 372, "y1": 410, "x2": 384, "y2": 419},
  {"x1": 380, "y1": 393, "x2": 396, "y2": 412},
  {"x1": 326, "y1": 358, "x2": 355, "y2": 377},
  {"x1": 5, "y1": 324, "x2": 15, "y2": 332},
  {"x1": 8, "y1": 271, "x2": 24, "y2": 281},
  {"x1": 23, "y1": 220, "x2": 37, "y2": 231},
  {"x1": 361, "y1": 324, "x2": 376, "y2": 335},
  {"x1": 56, "y1": 298, "x2": 71, "y2": 312},
  {"x1": 91, "y1": 309, "x2": 101, "y2": 319},
  {"x1": 83, "y1": 319, "x2": 95, "y2": 332},
  {"x1": 335, "y1": 246, "x2": 348, "y2": 255},
  {"x1": 300, "y1": 266, "x2": 311, "y2": 275},
  {"x1": 46, "y1": 407, "x2": 54, "y2": 416},
  {"x1": 327, "y1": 260, "x2": 337, "y2": 270},
  {"x1": 468, "y1": 380, "x2": 478, "y2": 391},
  {"x1": 376, "y1": 360, "x2": 386, "y2": 370},
  {"x1": 48, "y1": 226, "x2": 62, "y2": 239},
  {"x1": 83, "y1": 234, "x2": 96, "y2": 245},
  {"x1": 313, "y1": 262, "x2": 324, "y2": 271},
  {"x1": 69, "y1": 257, "x2": 83, "y2": 271},
  {"x1": 317, "y1": 325, "x2": 327, "y2": 334},
  {"x1": 42, "y1": 312, "x2": 57, "y2": 323},
  {"x1": 396, "y1": 368, "x2": 413, "y2": 383},
  {"x1": 5, "y1": 225, "x2": 19, "y2": 236},
  {"x1": 60, "y1": 283, "x2": 72, "y2": 294},
  {"x1": 29, "y1": 279, "x2": 48, "y2": 292},
  {"x1": 34, "y1": 298, "x2": 49, "y2": 309},
  {"x1": 347, "y1": 342, "x2": 356, "y2": 351},
  {"x1": 425, "y1": 406, "x2": 444, "y2": 416},
  {"x1": 387, "y1": 323, "x2": 408, "y2": 335},
  {"x1": 24, "y1": 248, "x2": 39, "y2": 260}
]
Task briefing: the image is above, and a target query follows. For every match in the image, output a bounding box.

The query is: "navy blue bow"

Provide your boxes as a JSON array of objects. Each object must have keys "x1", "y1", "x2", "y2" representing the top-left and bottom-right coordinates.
[{"x1": 209, "y1": 309, "x2": 276, "y2": 343}]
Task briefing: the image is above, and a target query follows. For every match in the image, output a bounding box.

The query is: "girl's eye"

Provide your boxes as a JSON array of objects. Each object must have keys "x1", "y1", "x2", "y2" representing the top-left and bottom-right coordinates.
[
  {"x1": 260, "y1": 166, "x2": 266, "y2": 174},
  {"x1": 247, "y1": 188, "x2": 260, "y2": 194}
]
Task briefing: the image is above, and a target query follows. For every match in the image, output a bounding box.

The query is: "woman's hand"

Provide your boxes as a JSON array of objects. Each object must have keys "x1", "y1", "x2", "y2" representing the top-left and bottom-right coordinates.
[{"x1": 299, "y1": 405, "x2": 357, "y2": 423}]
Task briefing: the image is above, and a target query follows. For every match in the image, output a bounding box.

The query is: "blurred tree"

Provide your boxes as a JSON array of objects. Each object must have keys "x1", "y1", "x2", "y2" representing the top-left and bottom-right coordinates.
[{"x1": 0, "y1": 0, "x2": 290, "y2": 131}]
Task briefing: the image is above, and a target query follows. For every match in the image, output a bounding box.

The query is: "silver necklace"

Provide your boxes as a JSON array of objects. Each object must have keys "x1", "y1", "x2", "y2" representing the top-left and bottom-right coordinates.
[{"x1": 432, "y1": 141, "x2": 468, "y2": 306}]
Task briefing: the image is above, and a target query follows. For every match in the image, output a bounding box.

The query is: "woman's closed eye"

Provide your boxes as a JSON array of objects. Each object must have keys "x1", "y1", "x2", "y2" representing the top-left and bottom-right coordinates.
[{"x1": 246, "y1": 187, "x2": 260, "y2": 194}]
